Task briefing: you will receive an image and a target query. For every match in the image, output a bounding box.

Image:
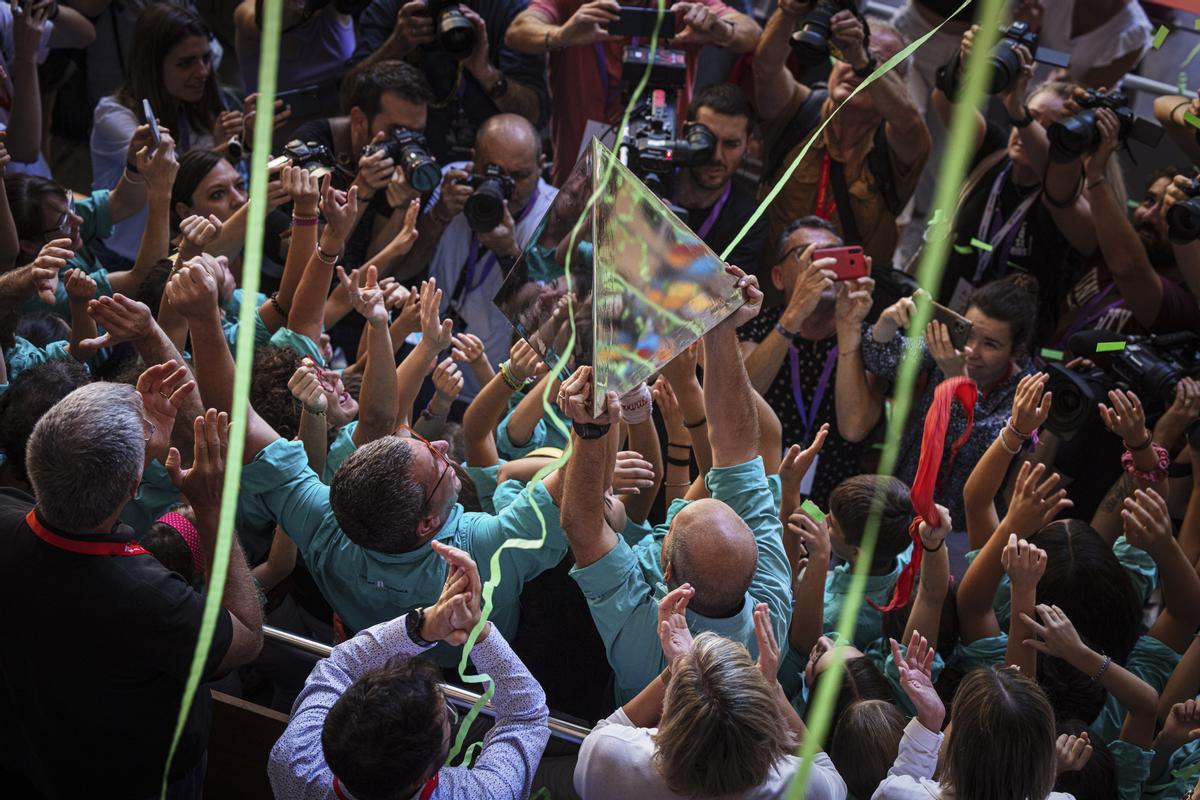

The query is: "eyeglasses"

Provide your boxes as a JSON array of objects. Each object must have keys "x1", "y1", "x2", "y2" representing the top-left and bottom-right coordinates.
[
  {"x1": 42, "y1": 193, "x2": 74, "y2": 238},
  {"x1": 779, "y1": 244, "x2": 811, "y2": 265},
  {"x1": 397, "y1": 425, "x2": 455, "y2": 518}
]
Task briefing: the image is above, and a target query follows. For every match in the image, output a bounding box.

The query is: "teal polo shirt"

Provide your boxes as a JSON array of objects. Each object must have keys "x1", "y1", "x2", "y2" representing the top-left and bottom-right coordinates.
[{"x1": 822, "y1": 545, "x2": 913, "y2": 651}]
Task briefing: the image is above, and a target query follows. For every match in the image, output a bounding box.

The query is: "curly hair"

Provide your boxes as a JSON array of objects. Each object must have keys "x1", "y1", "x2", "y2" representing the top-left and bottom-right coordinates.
[{"x1": 252, "y1": 346, "x2": 306, "y2": 441}]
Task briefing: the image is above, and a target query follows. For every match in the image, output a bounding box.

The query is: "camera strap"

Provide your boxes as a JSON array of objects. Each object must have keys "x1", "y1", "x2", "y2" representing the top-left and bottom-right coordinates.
[
  {"x1": 974, "y1": 161, "x2": 1040, "y2": 283},
  {"x1": 827, "y1": 156, "x2": 862, "y2": 246}
]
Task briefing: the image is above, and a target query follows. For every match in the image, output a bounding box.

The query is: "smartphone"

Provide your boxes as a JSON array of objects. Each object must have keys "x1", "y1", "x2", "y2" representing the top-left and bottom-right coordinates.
[
  {"x1": 274, "y1": 85, "x2": 322, "y2": 120},
  {"x1": 142, "y1": 98, "x2": 161, "y2": 149},
  {"x1": 812, "y1": 245, "x2": 867, "y2": 281},
  {"x1": 608, "y1": 6, "x2": 676, "y2": 38},
  {"x1": 929, "y1": 300, "x2": 974, "y2": 351}
]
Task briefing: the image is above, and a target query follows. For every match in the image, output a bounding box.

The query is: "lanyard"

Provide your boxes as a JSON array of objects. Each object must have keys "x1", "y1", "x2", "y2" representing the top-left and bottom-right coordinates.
[
  {"x1": 814, "y1": 152, "x2": 837, "y2": 222},
  {"x1": 25, "y1": 509, "x2": 147, "y2": 556},
  {"x1": 461, "y1": 187, "x2": 542, "y2": 296},
  {"x1": 974, "y1": 162, "x2": 1040, "y2": 283},
  {"x1": 333, "y1": 774, "x2": 438, "y2": 800},
  {"x1": 788, "y1": 344, "x2": 839, "y2": 442},
  {"x1": 1056, "y1": 281, "x2": 1124, "y2": 348},
  {"x1": 682, "y1": 182, "x2": 733, "y2": 240}
]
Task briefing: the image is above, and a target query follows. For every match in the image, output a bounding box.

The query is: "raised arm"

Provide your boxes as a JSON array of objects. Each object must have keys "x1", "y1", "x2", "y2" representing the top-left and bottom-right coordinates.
[
  {"x1": 751, "y1": 0, "x2": 808, "y2": 124},
  {"x1": 834, "y1": 275, "x2": 885, "y2": 442},
  {"x1": 778, "y1": 425, "x2": 828, "y2": 545},
  {"x1": 903, "y1": 508, "x2": 951, "y2": 652},
  {"x1": 704, "y1": 265, "x2": 762, "y2": 468},
  {"x1": 64, "y1": 269, "x2": 99, "y2": 362},
  {"x1": 7, "y1": 1, "x2": 46, "y2": 165},
  {"x1": 1155, "y1": 92, "x2": 1200, "y2": 166},
  {"x1": 287, "y1": 360, "x2": 330, "y2": 476},
  {"x1": 109, "y1": 133, "x2": 180, "y2": 296},
  {"x1": 1125, "y1": 488, "x2": 1200, "y2": 654},
  {"x1": 558, "y1": 366, "x2": 621, "y2": 567},
  {"x1": 259, "y1": 166, "x2": 322, "y2": 333},
  {"x1": 929, "y1": 26, "x2": 988, "y2": 155},
  {"x1": 619, "y1": 385, "x2": 663, "y2": 525},
  {"x1": 787, "y1": 509, "x2": 830, "y2": 656},
  {"x1": 393, "y1": 277, "x2": 453, "y2": 429},
  {"x1": 505, "y1": 1, "x2": 616, "y2": 54},
  {"x1": 0, "y1": 134, "x2": 18, "y2": 268},
  {"x1": 661, "y1": 342, "x2": 711, "y2": 475},
  {"x1": 461, "y1": 339, "x2": 543, "y2": 466},
  {"x1": 288, "y1": 180, "x2": 359, "y2": 347},
  {"x1": 335, "y1": 265, "x2": 399, "y2": 446},
  {"x1": 1003, "y1": 535, "x2": 1047, "y2": 676}
]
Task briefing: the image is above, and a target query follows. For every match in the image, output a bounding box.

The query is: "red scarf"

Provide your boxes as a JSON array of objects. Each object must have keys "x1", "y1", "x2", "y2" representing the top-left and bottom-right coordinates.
[{"x1": 871, "y1": 376, "x2": 977, "y2": 612}]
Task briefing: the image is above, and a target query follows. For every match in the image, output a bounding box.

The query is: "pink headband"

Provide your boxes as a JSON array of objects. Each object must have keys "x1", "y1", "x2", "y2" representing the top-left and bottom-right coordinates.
[{"x1": 158, "y1": 511, "x2": 204, "y2": 575}]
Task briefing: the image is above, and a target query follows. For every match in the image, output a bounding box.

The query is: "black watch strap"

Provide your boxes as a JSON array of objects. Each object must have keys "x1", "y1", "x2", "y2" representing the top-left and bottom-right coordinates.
[
  {"x1": 1009, "y1": 105, "x2": 1035, "y2": 128},
  {"x1": 406, "y1": 607, "x2": 435, "y2": 646},
  {"x1": 852, "y1": 53, "x2": 878, "y2": 79},
  {"x1": 573, "y1": 421, "x2": 611, "y2": 440}
]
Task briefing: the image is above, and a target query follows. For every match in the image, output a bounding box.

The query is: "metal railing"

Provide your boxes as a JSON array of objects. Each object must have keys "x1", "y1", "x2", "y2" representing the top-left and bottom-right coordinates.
[{"x1": 263, "y1": 625, "x2": 592, "y2": 746}]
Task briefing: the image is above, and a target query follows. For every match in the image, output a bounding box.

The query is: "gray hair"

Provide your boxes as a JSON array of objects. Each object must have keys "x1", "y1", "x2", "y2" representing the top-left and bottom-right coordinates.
[
  {"x1": 776, "y1": 215, "x2": 842, "y2": 262},
  {"x1": 27, "y1": 382, "x2": 145, "y2": 531}
]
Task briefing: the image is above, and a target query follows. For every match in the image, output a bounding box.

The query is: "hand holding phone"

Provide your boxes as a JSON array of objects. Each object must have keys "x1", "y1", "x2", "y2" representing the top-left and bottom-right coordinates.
[
  {"x1": 142, "y1": 99, "x2": 162, "y2": 150},
  {"x1": 812, "y1": 245, "x2": 867, "y2": 281}
]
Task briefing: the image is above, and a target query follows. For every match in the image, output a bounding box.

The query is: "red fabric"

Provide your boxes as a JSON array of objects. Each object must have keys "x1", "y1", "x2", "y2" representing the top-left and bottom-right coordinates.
[{"x1": 871, "y1": 376, "x2": 978, "y2": 612}]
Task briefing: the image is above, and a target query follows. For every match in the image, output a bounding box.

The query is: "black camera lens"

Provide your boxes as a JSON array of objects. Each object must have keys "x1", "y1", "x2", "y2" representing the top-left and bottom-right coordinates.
[
  {"x1": 464, "y1": 186, "x2": 505, "y2": 232},
  {"x1": 988, "y1": 41, "x2": 1023, "y2": 95},
  {"x1": 682, "y1": 122, "x2": 716, "y2": 166},
  {"x1": 403, "y1": 152, "x2": 441, "y2": 194},
  {"x1": 790, "y1": 0, "x2": 838, "y2": 65},
  {"x1": 1048, "y1": 111, "x2": 1099, "y2": 163},
  {"x1": 1167, "y1": 199, "x2": 1200, "y2": 244},
  {"x1": 436, "y1": 4, "x2": 476, "y2": 58}
]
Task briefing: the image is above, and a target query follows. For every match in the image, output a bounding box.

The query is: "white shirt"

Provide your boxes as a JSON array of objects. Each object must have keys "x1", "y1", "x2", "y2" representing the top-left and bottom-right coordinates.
[
  {"x1": 428, "y1": 165, "x2": 557, "y2": 399},
  {"x1": 1036, "y1": 0, "x2": 1151, "y2": 82},
  {"x1": 872, "y1": 719, "x2": 1076, "y2": 800},
  {"x1": 574, "y1": 707, "x2": 848, "y2": 800}
]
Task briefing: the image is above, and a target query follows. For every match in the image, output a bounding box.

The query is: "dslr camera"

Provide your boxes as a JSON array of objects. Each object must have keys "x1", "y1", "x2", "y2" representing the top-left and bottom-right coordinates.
[
  {"x1": 617, "y1": 47, "x2": 715, "y2": 198},
  {"x1": 424, "y1": 0, "x2": 477, "y2": 59},
  {"x1": 1166, "y1": 176, "x2": 1200, "y2": 244},
  {"x1": 1044, "y1": 332, "x2": 1200, "y2": 439},
  {"x1": 362, "y1": 129, "x2": 442, "y2": 194},
  {"x1": 790, "y1": 0, "x2": 860, "y2": 65},
  {"x1": 267, "y1": 139, "x2": 338, "y2": 178},
  {"x1": 1047, "y1": 89, "x2": 1164, "y2": 163},
  {"x1": 987, "y1": 21, "x2": 1069, "y2": 94},
  {"x1": 460, "y1": 165, "x2": 516, "y2": 232}
]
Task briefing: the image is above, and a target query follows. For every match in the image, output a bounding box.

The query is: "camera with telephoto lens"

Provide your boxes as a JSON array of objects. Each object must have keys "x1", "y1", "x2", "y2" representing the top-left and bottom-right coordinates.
[
  {"x1": 424, "y1": 0, "x2": 477, "y2": 59},
  {"x1": 790, "y1": 0, "x2": 862, "y2": 65},
  {"x1": 987, "y1": 21, "x2": 1070, "y2": 94},
  {"x1": 460, "y1": 165, "x2": 516, "y2": 233},
  {"x1": 1047, "y1": 89, "x2": 1165, "y2": 163},
  {"x1": 267, "y1": 139, "x2": 337, "y2": 178},
  {"x1": 1166, "y1": 176, "x2": 1200, "y2": 244},
  {"x1": 361, "y1": 129, "x2": 442, "y2": 194},
  {"x1": 617, "y1": 47, "x2": 715, "y2": 201},
  {"x1": 1044, "y1": 332, "x2": 1200, "y2": 440}
]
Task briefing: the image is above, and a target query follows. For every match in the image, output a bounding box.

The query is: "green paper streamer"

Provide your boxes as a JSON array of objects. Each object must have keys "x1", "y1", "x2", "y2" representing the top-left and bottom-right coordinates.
[
  {"x1": 968, "y1": 236, "x2": 994, "y2": 252},
  {"x1": 953, "y1": 244, "x2": 974, "y2": 254},
  {"x1": 1039, "y1": 348, "x2": 1064, "y2": 361},
  {"x1": 1184, "y1": 111, "x2": 1200, "y2": 131},
  {"x1": 1096, "y1": 340, "x2": 1126, "y2": 352},
  {"x1": 160, "y1": 0, "x2": 280, "y2": 795},
  {"x1": 785, "y1": 0, "x2": 1007, "y2": 796},
  {"x1": 1152, "y1": 24, "x2": 1169, "y2": 49},
  {"x1": 1128, "y1": 198, "x2": 1141, "y2": 210},
  {"x1": 800, "y1": 499, "x2": 826, "y2": 522}
]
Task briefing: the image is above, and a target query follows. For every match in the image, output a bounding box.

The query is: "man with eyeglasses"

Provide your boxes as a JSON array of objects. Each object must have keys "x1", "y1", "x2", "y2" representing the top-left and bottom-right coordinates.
[
  {"x1": 169, "y1": 257, "x2": 571, "y2": 666},
  {"x1": 736, "y1": 216, "x2": 879, "y2": 507},
  {"x1": 269, "y1": 542, "x2": 550, "y2": 800}
]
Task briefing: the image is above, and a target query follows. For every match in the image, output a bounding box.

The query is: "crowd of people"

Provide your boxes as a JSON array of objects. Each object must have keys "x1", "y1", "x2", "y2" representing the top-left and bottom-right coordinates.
[{"x1": 2, "y1": 0, "x2": 1200, "y2": 798}]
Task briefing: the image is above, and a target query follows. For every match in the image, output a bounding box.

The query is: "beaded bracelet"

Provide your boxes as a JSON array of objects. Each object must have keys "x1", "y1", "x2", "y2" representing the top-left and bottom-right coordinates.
[
  {"x1": 997, "y1": 427, "x2": 1021, "y2": 455},
  {"x1": 1120, "y1": 442, "x2": 1170, "y2": 483},
  {"x1": 1089, "y1": 655, "x2": 1112, "y2": 685},
  {"x1": 268, "y1": 292, "x2": 287, "y2": 318},
  {"x1": 291, "y1": 215, "x2": 319, "y2": 227},
  {"x1": 500, "y1": 362, "x2": 525, "y2": 391},
  {"x1": 316, "y1": 245, "x2": 339, "y2": 264},
  {"x1": 1005, "y1": 416, "x2": 1031, "y2": 440}
]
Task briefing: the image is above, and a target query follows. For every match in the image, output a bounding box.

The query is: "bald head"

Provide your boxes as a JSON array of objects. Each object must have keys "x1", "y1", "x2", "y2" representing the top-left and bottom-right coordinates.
[
  {"x1": 473, "y1": 114, "x2": 544, "y2": 215},
  {"x1": 662, "y1": 499, "x2": 758, "y2": 617}
]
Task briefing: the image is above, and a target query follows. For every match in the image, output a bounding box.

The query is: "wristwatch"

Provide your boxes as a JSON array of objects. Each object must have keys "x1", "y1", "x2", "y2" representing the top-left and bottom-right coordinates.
[
  {"x1": 1009, "y1": 104, "x2": 1035, "y2": 129},
  {"x1": 488, "y1": 74, "x2": 509, "y2": 100},
  {"x1": 775, "y1": 320, "x2": 802, "y2": 341},
  {"x1": 406, "y1": 607, "x2": 435, "y2": 646},
  {"x1": 573, "y1": 421, "x2": 611, "y2": 440},
  {"x1": 852, "y1": 52, "x2": 878, "y2": 79}
]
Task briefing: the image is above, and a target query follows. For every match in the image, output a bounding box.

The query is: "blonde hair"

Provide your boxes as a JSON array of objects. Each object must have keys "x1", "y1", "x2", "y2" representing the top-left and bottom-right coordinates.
[
  {"x1": 942, "y1": 668, "x2": 1057, "y2": 800},
  {"x1": 654, "y1": 634, "x2": 795, "y2": 796}
]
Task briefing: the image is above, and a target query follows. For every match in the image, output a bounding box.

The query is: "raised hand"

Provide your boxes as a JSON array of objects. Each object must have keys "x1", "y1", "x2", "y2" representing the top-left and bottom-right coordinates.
[
  {"x1": 281, "y1": 165, "x2": 320, "y2": 216},
  {"x1": 753, "y1": 602, "x2": 782, "y2": 684},
  {"x1": 337, "y1": 264, "x2": 389, "y2": 325},
  {"x1": 873, "y1": 294, "x2": 917, "y2": 343},
  {"x1": 661, "y1": 339, "x2": 701, "y2": 388},
  {"x1": 779, "y1": 423, "x2": 829, "y2": 500},
  {"x1": 390, "y1": 0, "x2": 437, "y2": 54},
  {"x1": 787, "y1": 508, "x2": 830, "y2": 572},
  {"x1": 1002, "y1": 533, "x2": 1047, "y2": 592},
  {"x1": 672, "y1": 1, "x2": 735, "y2": 47},
  {"x1": 29, "y1": 237, "x2": 73, "y2": 304},
  {"x1": 1011, "y1": 372, "x2": 1052, "y2": 436},
  {"x1": 834, "y1": 275, "x2": 875, "y2": 330},
  {"x1": 555, "y1": 0, "x2": 619, "y2": 49},
  {"x1": 1099, "y1": 389, "x2": 1151, "y2": 449},
  {"x1": 288, "y1": 358, "x2": 328, "y2": 414},
  {"x1": 417, "y1": 277, "x2": 453, "y2": 352},
  {"x1": 318, "y1": 175, "x2": 359, "y2": 244},
  {"x1": 164, "y1": 258, "x2": 221, "y2": 320},
  {"x1": 387, "y1": 198, "x2": 421, "y2": 256},
  {"x1": 1020, "y1": 603, "x2": 1088, "y2": 662},
  {"x1": 925, "y1": 320, "x2": 967, "y2": 378},
  {"x1": 431, "y1": 356, "x2": 465, "y2": 408},
  {"x1": 721, "y1": 263, "x2": 763, "y2": 329},
  {"x1": 657, "y1": 583, "x2": 695, "y2": 667},
  {"x1": 1160, "y1": 699, "x2": 1200, "y2": 749},
  {"x1": 558, "y1": 365, "x2": 619, "y2": 425},
  {"x1": 243, "y1": 93, "x2": 293, "y2": 145},
  {"x1": 781, "y1": 244, "x2": 836, "y2": 330},
  {"x1": 64, "y1": 268, "x2": 98, "y2": 303},
  {"x1": 1004, "y1": 461, "x2": 1073, "y2": 536},
  {"x1": 507, "y1": 338, "x2": 545, "y2": 384},
  {"x1": 828, "y1": 9, "x2": 868, "y2": 69},
  {"x1": 451, "y1": 332, "x2": 486, "y2": 366},
  {"x1": 1121, "y1": 488, "x2": 1174, "y2": 555},
  {"x1": 137, "y1": 130, "x2": 180, "y2": 193},
  {"x1": 890, "y1": 632, "x2": 944, "y2": 732},
  {"x1": 613, "y1": 450, "x2": 655, "y2": 496},
  {"x1": 1055, "y1": 731, "x2": 1093, "y2": 774},
  {"x1": 136, "y1": 359, "x2": 196, "y2": 465},
  {"x1": 652, "y1": 375, "x2": 687, "y2": 441},
  {"x1": 82, "y1": 294, "x2": 156, "y2": 349},
  {"x1": 918, "y1": 502, "x2": 952, "y2": 551},
  {"x1": 1084, "y1": 106, "x2": 1121, "y2": 182},
  {"x1": 423, "y1": 540, "x2": 485, "y2": 645},
  {"x1": 178, "y1": 214, "x2": 223, "y2": 260},
  {"x1": 164, "y1": 408, "x2": 229, "y2": 509}
]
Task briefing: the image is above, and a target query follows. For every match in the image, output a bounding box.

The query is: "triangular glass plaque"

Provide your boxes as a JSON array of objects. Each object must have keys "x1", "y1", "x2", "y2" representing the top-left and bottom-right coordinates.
[{"x1": 494, "y1": 137, "x2": 745, "y2": 415}]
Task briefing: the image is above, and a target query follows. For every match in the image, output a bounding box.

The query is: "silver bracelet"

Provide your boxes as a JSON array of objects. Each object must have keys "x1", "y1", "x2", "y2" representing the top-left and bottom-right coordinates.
[{"x1": 1089, "y1": 654, "x2": 1112, "y2": 684}]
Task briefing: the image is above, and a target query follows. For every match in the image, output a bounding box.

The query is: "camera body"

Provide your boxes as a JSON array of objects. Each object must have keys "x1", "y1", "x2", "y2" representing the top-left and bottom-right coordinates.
[
  {"x1": 424, "y1": 0, "x2": 477, "y2": 59},
  {"x1": 790, "y1": 0, "x2": 859, "y2": 65},
  {"x1": 988, "y1": 21, "x2": 1070, "y2": 94},
  {"x1": 461, "y1": 165, "x2": 516, "y2": 232},
  {"x1": 1166, "y1": 177, "x2": 1200, "y2": 244},
  {"x1": 617, "y1": 47, "x2": 715, "y2": 199},
  {"x1": 1044, "y1": 333, "x2": 1200, "y2": 439},
  {"x1": 268, "y1": 139, "x2": 337, "y2": 178},
  {"x1": 1048, "y1": 89, "x2": 1164, "y2": 163},
  {"x1": 362, "y1": 129, "x2": 442, "y2": 194}
]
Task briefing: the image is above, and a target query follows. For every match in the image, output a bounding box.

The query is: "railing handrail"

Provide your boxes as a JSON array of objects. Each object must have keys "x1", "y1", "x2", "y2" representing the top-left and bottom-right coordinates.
[{"x1": 263, "y1": 625, "x2": 592, "y2": 745}]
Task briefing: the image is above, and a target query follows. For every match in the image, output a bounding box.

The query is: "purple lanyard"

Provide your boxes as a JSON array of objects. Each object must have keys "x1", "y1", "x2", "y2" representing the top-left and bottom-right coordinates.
[
  {"x1": 462, "y1": 187, "x2": 541, "y2": 293},
  {"x1": 689, "y1": 183, "x2": 732, "y2": 240},
  {"x1": 1056, "y1": 281, "x2": 1125, "y2": 348},
  {"x1": 974, "y1": 162, "x2": 1040, "y2": 283},
  {"x1": 788, "y1": 344, "x2": 839, "y2": 442}
]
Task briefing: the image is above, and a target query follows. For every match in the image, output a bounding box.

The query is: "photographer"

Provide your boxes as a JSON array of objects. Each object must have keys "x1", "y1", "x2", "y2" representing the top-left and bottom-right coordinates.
[
  {"x1": 346, "y1": 0, "x2": 548, "y2": 164},
  {"x1": 506, "y1": 0, "x2": 760, "y2": 187},
  {"x1": 1053, "y1": 129, "x2": 1200, "y2": 341},
  {"x1": 753, "y1": 2, "x2": 929, "y2": 268},
  {"x1": 676, "y1": 83, "x2": 767, "y2": 272}
]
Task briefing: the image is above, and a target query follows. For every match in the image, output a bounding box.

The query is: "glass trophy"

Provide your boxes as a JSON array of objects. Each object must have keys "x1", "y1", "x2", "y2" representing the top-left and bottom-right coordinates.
[{"x1": 493, "y1": 137, "x2": 746, "y2": 415}]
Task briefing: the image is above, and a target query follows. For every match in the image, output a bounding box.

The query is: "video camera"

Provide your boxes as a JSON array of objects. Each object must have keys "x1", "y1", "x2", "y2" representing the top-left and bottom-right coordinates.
[
  {"x1": 362, "y1": 129, "x2": 441, "y2": 194},
  {"x1": 790, "y1": 0, "x2": 861, "y2": 65},
  {"x1": 1044, "y1": 331, "x2": 1200, "y2": 439},
  {"x1": 424, "y1": 0, "x2": 477, "y2": 58},
  {"x1": 987, "y1": 21, "x2": 1069, "y2": 94},
  {"x1": 1048, "y1": 89, "x2": 1164, "y2": 163},
  {"x1": 617, "y1": 47, "x2": 715, "y2": 199},
  {"x1": 1166, "y1": 176, "x2": 1200, "y2": 244},
  {"x1": 460, "y1": 165, "x2": 516, "y2": 232},
  {"x1": 267, "y1": 139, "x2": 338, "y2": 178}
]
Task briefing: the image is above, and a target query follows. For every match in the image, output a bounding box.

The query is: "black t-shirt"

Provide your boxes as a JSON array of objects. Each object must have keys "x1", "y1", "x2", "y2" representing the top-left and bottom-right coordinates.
[
  {"x1": 0, "y1": 489, "x2": 232, "y2": 798},
  {"x1": 737, "y1": 307, "x2": 870, "y2": 507},
  {"x1": 682, "y1": 181, "x2": 770, "y2": 279},
  {"x1": 938, "y1": 121, "x2": 1072, "y2": 345}
]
